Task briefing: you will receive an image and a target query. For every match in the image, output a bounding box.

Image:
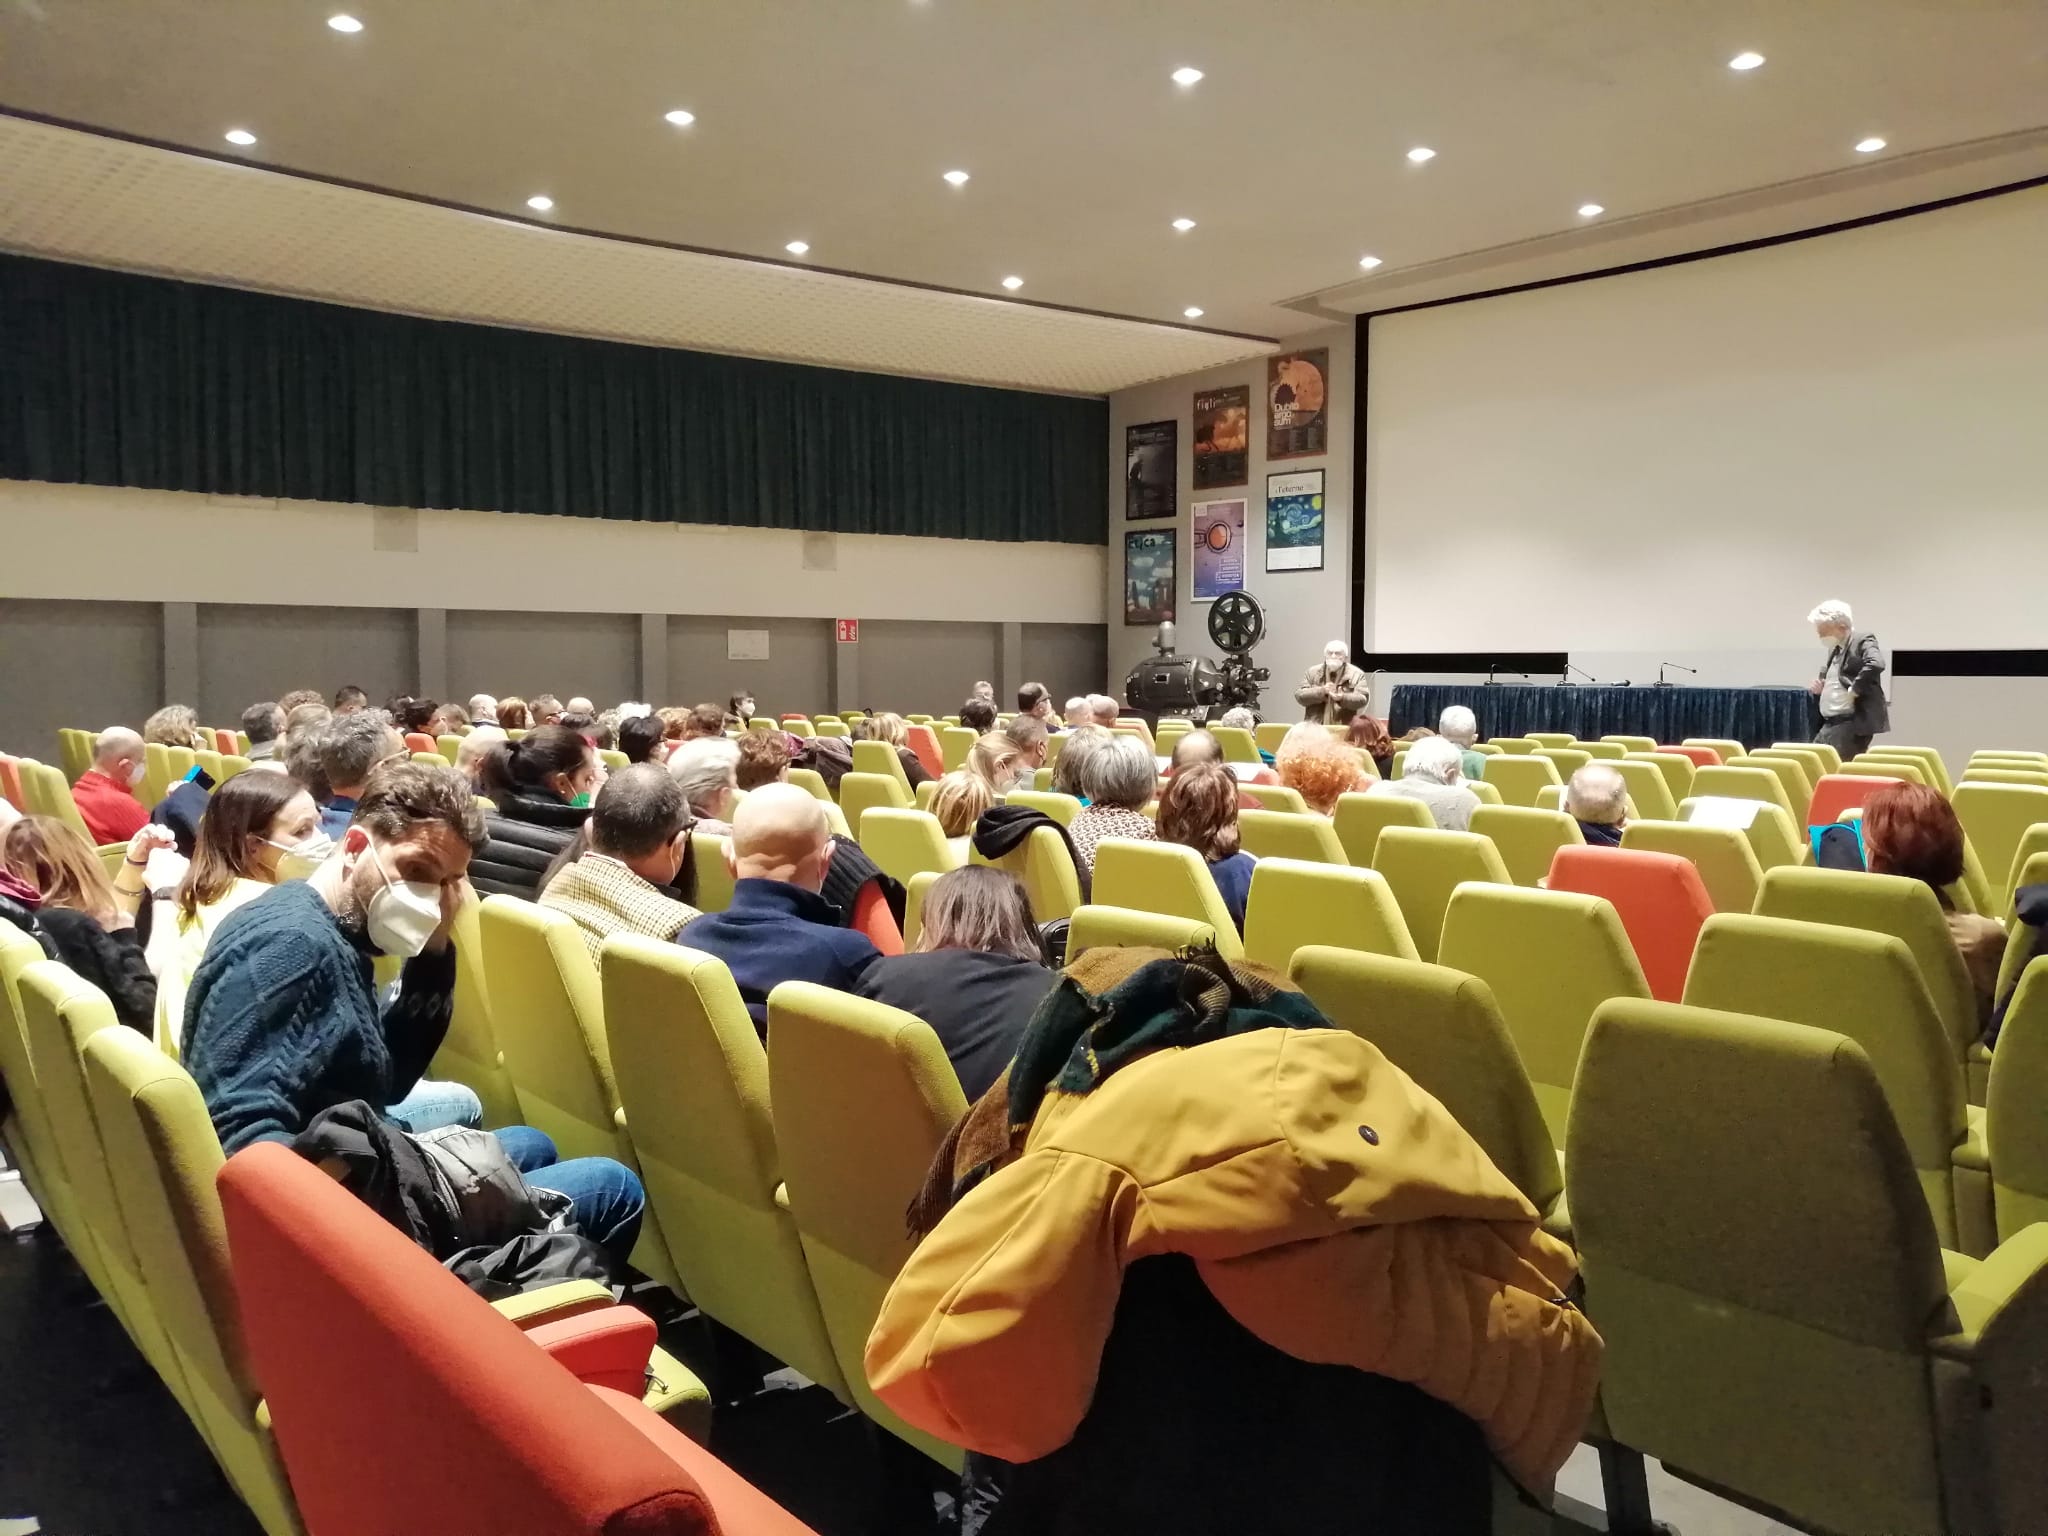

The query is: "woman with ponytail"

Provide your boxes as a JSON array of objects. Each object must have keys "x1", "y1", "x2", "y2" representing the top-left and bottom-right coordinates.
[{"x1": 470, "y1": 724, "x2": 605, "y2": 898}]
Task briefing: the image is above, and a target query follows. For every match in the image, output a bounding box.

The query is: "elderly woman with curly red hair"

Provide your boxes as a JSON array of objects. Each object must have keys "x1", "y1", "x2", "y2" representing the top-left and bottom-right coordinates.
[
  {"x1": 1274, "y1": 723, "x2": 1371, "y2": 817},
  {"x1": 1860, "y1": 783, "x2": 2008, "y2": 1027}
]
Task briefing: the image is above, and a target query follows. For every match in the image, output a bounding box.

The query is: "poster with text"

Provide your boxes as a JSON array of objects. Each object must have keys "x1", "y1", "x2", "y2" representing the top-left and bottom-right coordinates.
[
  {"x1": 1191, "y1": 384, "x2": 1250, "y2": 489},
  {"x1": 1124, "y1": 528, "x2": 1177, "y2": 626},
  {"x1": 1124, "y1": 420, "x2": 1177, "y2": 519},
  {"x1": 1264, "y1": 469, "x2": 1326, "y2": 571},
  {"x1": 1191, "y1": 497, "x2": 1247, "y2": 601},
  {"x1": 1266, "y1": 348, "x2": 1329, "y2": 460}
]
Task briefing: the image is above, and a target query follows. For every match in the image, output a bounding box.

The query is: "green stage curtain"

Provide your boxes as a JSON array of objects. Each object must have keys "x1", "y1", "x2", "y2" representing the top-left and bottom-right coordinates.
[{"x1": 0, "y1": 253, "x2": 1106, "y2": 545}]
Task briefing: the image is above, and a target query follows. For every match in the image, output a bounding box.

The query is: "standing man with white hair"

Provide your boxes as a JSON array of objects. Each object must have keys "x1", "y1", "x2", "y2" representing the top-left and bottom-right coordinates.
[
  {"x1": 1295, "y1": 639, "x2": 1369, "y2": 725},
  {"x1": 1367, "y1": 736, "x2": 1479, "y2": 831},
  {"x1": 1437, "y1": 705, "x2": 1487, "y2": 782},
  {"x1": 1807, "y1": 600, "x2": 1889, "y2": 761}
]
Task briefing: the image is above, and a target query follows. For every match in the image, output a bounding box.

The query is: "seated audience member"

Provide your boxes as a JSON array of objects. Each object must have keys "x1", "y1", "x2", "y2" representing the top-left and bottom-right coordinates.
[
  {"x1": 669, "y1": 737, "x2": 742, "y2": 838},
  {"x1": 1155, "y1": 762, "x2": 1255, "y2": 932},
  {"x1": 1088, "y1": 693, "x2": 1122, "y2": 728},
  {"x1": 1070, "y1": 734, "x2": 1159, "y2": 874},
  {"x1": 1398, "y1": 726, "x2": 1437, "y2": 744},
  {"x1": 496, "y1": 696, "x2": 532, "y2": 731},
  {"x1": 972, "y1": 680, "x2": 997, "y2": 703},
  {"x1": 529, "y1": 694, "x2": 565, "y2": 728},
  {"x1": 282, "y1": 706, "x2": 333, "y2": 799},
  {"x1": 676, "y1": 783, "x2": 880, "y2": 1027},
  {"x1": 565, "y1": 695, "x2": 596, "y2": 717},
  {"x1": 682, "y1": 702, "x2": 729, "y2": 742},
  {"x1": 3, "y1": 816, "x2": 170, "y2": 1033},
  {"x1": 961, "y1": 697, "x2": 999, "y2": 734},
  {"x1": 467, "y1": 694, "x2": 499, "y2": 728},
  {"x1": 1565, "y1": 764, "x2": 1629, "y2": 847},
  {"x1": 1063, "y1": 696, "x2": 1092, "y2": 729},
  {"x1": 430, "y1": 702, "x2": 471, "y2": 735},
  {"x1": 1017, "y1": 682, "x2": 1054, "y2": 723},
  {"x1": 153, "y1": 770, "x2": 329, "y2": 1053},
  {"x1": 1348, "y1": 713, "x2": 1397, "y2": 780},
  {"x1": 0, "y1": 797, "x2": 17, "y2": 835},
  {"x1": 538, "y1": 764, "x2": 699, "y2": 961},
  {"x1": 931, "y1": 771, "x2": 995, "y2": 840},
  {"x1": 470, "y1": 725, "x2": 603, "y2": 899},
  {"x1": 1370, "y1": 736, "x2": 1481, "y2": 832},
  {"x1": 619, "y1": 712, "x2": 668, "y2": 765},
  {"x1": 861, "y1": 712, "x2": 933, "y2": 788},
  {"x1": 389, "y1": 697, "x2": 440, "y2": 737},
  {"x1": 1218, "y1": 706, "x2": 1257, "y2": 733},
  {"x1": 182, "y1": 762, "x2": 640, "y2": 1261},
  {"x1": 725, "y1": 691, "x2": 757, "y2": 731},
  {"x1": 968, "y1": 733, "x2": 1026, "y2": 794},
  {"x1": 855, "y1": 866, "x2": 1054, "y2": 1099},
  {"x1": 145, "y1": 703, "x2": 208, "y2": 751},
  {"x1": 1862, "y1": 783, "x2": 2007, "y2": 1026},
  {"x1": 1437, "y1": 706, "x2": 1488, "y2": 782},
  {"x1": 557, "y1": 708, "x2": 599, "y2": 740},
  {"x1": 1051, "y1": 725, "x2": 1111, "y2": 800},
  {"x1": 317, "y1": 712, "x2": 406, "y2": 839},
  {"x1": 242, "y1": 701, "x2": 287, "y2": 764},
  {"x1": 735, "y1": 728, "x2": 793, "y2": 791},
  {"x1": 70, "y1": 726, "x2": 151, "y2": 844},
  {"x1": 1277, "y1": 724, "x2": 1372, "y2": 817},
  {"x1": 331, "y1": 685, "x2": 370, "y2": 715},
  {"x1": 278, "y1": 689, "x2": 326, "y2": 717},
  {"x1": 1003, "y1": 715, "x2": 1051, "y2": 779}
]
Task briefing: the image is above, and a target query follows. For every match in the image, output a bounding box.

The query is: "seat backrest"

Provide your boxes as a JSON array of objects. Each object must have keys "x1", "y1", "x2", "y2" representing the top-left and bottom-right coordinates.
[
  {"x1": 1068, "y1": 904, "x2": 1217, "y2": 956},
  {"x1": 913, "y1": 779, "x2": 938, "y2": 812},
  {"x1": 839, "y1": 772, "x2": 914, "y2": 835},
  {"x1": 2006, "y1": 825, "x2": 2048, "y2": 909},
  {"x1": 1370, "y1": 826, "x2": 1512, "y2": 962},
  {"x1": 194, "y1": 748, "x2": 224, "y2": 783},
  {"x1": 970, "y1": 825, "x2": 1082, "y2": 924},
  {"x1": 1527, "y1": 732, "x2": 1576, "y2": 749},
  {"x1": 1, "y1": 925, "x2": 95, "y2": 1271},
  {"x1": 1004, "y1": 789, "x2": 1080, "y2": 827},
  {"x1": 812, "y1": 717, "x2": 849, "y2": 738},
  {"x1": 1469, "y1": 804, "x2": 1584, "y2": 888},
  {"x1": 1610, "y1": 760, "x2": 1679, "y2": 822},
  {"x1": 1681, "y1": 737, "x2": 1745, "y2": 765},
  {"x1": 1729, "y1": 755, "x2": 1813, "y2": 822},
  {"x1": 477, "y1": 897, "x2": 618, "y2": 1164},
  {"x1": 1841, "y1": 757, "x2": 1927, "y2": 785},
  {"x1": 1238, "y1": 782, "x2": 1308, "y2": 814},
  {"x1": 938, "y1": 727, "x2": 977, "y2": 773},
  {"x1": 1253, "y1": 721, "x2": 1292, "y2": 755},
  {"x1": 782, "y1": 718, "x2": 815, "y2": 738},
  {"x1": 1579, "y1": 741, "x2": 1627, "y2": 761},
  {"x1": 786, "y1": 767, "x2": 833, "y2": 802},
  {"x1": 1806, "y1": 772, "x2": 1906, "y2": 828},
  {"x1": 1953, "y1": 783, "x2": 2048, "y2": 908},
  {"x1": 850, "y1": 739, "x2": 913, "y2": 793},
  {"x1": 1870, "y1": 745, "x2": 1953, "y2": 794},
  {"x1": 217, "y1": 754, "x2": 253, "y2": 782},
  {"x1": 57, "y1": 726, "x2": 92, "y2": 783},
  {"x1": 1476, "y1": 754, "x2": 1562, "y2": 808},
  {"x1": 902, "y1": 725, "x2": 945, "y2": 780},
  {"x1": 430, "y1": 899, "x2": 521, "y2": 1129},
  {"x1": 1680, "y1": 796, "x2": 1807, "y2": 871},
  {"x1": 1464, "y1": 779, "x2": 1501, "y2": 805},
  {"x1": 1236, "y1": 808, "x2": 1346, "y2": 864},
  {"x1": 1566, "y1": 1000, "x2": 1950, "y2": 1536},
  {"x1": 217, "y1": 1142, "x2": 752, "y2": 1536},
  {"x1": 1534, "y1": 747, "x2": 1591, "y2": 783},
  {"x1": 1963, "y1": 767, "x2": 2048, "y2": 788},
  {"x1": 1242, "y1": 859, "x2": 1417, "y2": 972},
  {"x1": 1330, "y1": 791, "x2": 1432, "y2": 865},
  {"x1": 1689, "y1": 765, "x2": 1795, "y2": 819},
  {"x1": 859, "y1": 807, "x2": 961, "y2": 885},
  {"x1": 1620, "y1": 820, "x2": 1763, "y2": 914},
  {"x1": 1289, "y1": 946, "x2": 1562, "y2": 1217},
  {"x1": 1437, "y1": 883, "x2": 1647, "y2": 1142},
  {"x1": 1208, "y1": 725, "x2": 1261, "y2": 763},
  {"x1": 0, "y1": 753, "x2": 25, "y2": 811},
  {"x1": 1488, "y1": 737, "x2": 1538, "y2": 754},
  {"x1": 1090, "y1": 839, "x2": 1245, "y2": 958},
  {"x1": 1753, "y1": 865, "x2": 1979, "y2": 1063},
  {"x1": 1602, "y1": 735, "x2": 1659, "y2": 753},
  {"x1": 692, "y1": 832, "x2": 735, "y2": 913},
  {"x1": 767, "y1": 983, "x2": 968, "y2": 1463},
  {"x1": 602, "y1": 938, "x2": 846, "y2": 1398},
  {"x1": 22, "y1": 758, "x2": 97, "y2": 844},
  {"x1": 434, "y1": 734, "x2": 463, "y2": 764},
  {"x1": 1627, "y1": 750, "x2": 1697, "y2": 802},
  {"x1": 1756, "y1": 744, "x2": 1829, "y2": 791},
  {"x1": 1547, "y1": 846, "x2": 1714, "y2": 1002},
  {"x1": 1988, "y1": 957, "x2": 2048, "y2": 1243},
  {"x1": 900, "y1": 869, "x2": 941, "y2": 949}
]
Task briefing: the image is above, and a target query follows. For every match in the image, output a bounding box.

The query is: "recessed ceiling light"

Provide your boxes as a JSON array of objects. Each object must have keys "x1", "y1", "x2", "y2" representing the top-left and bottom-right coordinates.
[
  {"x1": 1001, "y1": 275, "x2": 1024, "y2": 291},
  {"x1": 785, "y1": 240, "x2": 810, "y2": 256},
  {"x1": 1727, "y1": 50, "x2": 1764, "y2": 70},
  {"x1": 664, "y1": 109, "x2": 696, "y2": 128},
  {"x1": 1358, "y1": 254, "x2": 1383, "y2": 270},
  {"x1": 326, "y1": 13, "x2": 363, "y2": 33},
  {"x1": 1406, "y1": 146, "x2": 1436, "y2": 164},
  {"x1": 1171, "y1": 217, "x2": 1196, "y2": 232},
  {"x1": 1855, "y1": 136, "x2": 1887, "y2": 154},
  {"x1": 223, "y1": 128, "x2": 257, "y2": 146},
  {"x1": 942, "y1": 168, "x2": 971, "y2": 187},
  {"x1": 1183, "y1": 306, "x2": 1204, "y2": 319},
  {"x1": 1578, "y1": 203, "x2": 1605, "y2": 218},
  {"x1": 526, "y1": 194, "x2": 554, "y2": 211},
  {"x1": 1171, "y1": 66, "x2": 1204, "y2": 87}
]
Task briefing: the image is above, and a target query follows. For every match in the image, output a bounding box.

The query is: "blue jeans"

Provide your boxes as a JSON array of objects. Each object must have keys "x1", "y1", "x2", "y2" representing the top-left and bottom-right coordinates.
[
  {"x1": 491, "y1": 1126, "x2": 644, "y2": 1267},
  {"x1": 385, "y1": 1078, "x2": 483, "y2": 1134}
]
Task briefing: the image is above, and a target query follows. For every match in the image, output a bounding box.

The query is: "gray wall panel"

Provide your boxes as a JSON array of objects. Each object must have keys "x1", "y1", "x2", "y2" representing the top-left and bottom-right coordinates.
[
  {"x1": 1022, "y1": 622, "x2": 1109, "y2": 704},
  {"x1": 198, "y1": 604, "x2": 413, "y2": 723},
  {"x1": 853, "y1": 621, "x2": 1000, "y2": 719},
  {"x1": 448, "y1": 611, "x2": 639, "y2": 709},
  {"x1": 0, "y1": 598, "x2": 161, "y2": 758},
  {"x1": 667, "y1": 617, "x2": 834, "y2": 717}
]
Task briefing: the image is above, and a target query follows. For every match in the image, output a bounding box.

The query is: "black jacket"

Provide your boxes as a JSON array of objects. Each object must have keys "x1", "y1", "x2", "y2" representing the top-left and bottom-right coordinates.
[
  {"x1": 1817, "y1": 631, "x2": 1891, "y2": 734},
  {"x1": 472, "y1": 789, "x2": 589, "y2": 900},
  {"x1": 856, "y1": 949, "x2": 1057, "y2": 1100},
  {"x1": 35, "y1": 908, "x2": 157, "y2": 1035}
]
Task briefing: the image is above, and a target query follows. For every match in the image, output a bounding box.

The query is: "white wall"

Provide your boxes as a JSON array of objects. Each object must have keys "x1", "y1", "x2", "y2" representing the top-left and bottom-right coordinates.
[{"x1": 1105, "y1": 325, "x2": 1351, "y2": 718}]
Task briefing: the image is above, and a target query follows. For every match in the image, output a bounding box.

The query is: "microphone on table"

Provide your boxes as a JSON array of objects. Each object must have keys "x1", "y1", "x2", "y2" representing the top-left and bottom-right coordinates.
[
  {"x1": 1559, "y1": 664, "x2": 1597, "y2": 686},
  {"x1": 1656, "y1": 661, "x2": 1699, "y2": 687}
]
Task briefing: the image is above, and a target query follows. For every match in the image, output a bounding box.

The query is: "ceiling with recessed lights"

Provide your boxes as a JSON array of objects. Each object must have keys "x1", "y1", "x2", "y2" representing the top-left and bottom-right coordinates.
[{"x1": 0, "y1": 0, "x2": 2044, "y2": 370}]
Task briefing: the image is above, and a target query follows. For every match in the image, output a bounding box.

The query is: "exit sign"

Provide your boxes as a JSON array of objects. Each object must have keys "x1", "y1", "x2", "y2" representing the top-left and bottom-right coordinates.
[{"x1": 836, "y1": 618, "x2": 860, "y2": 644}]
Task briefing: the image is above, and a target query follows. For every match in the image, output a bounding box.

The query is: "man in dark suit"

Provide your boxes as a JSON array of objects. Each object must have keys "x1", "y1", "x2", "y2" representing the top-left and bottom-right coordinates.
[{"x1": 1808, "y1": 599, "x2": 1890, "y2": 760}]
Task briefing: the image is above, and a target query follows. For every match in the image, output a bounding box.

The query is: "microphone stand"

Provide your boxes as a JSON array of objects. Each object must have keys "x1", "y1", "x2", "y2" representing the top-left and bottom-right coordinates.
[
  {"x1": 1559, "y1": 664, "x2": 1597, "y2": 687},
  {"x1": 1656, "y1": 662, "x2": 1700, "y2": 688}
]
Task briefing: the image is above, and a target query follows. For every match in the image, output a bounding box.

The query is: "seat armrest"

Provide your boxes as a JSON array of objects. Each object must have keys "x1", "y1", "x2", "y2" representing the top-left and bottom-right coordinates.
[
  {"x1": 1930, "y1": 1224, "x2": 2048, "y2": 1361},
  {"x1": 1955, "y1": 1106, "x2": 1990, "y2": 1173},
  {"x1": 522, "y1": 1304, "x2": 658, "y2": 1396},
  {"x1": 488, "y1": 1278, "x2": 616, "y2": 1328},
  {"x1": 774, "y1": 1181, "x2": 792, "y2": 1212}
]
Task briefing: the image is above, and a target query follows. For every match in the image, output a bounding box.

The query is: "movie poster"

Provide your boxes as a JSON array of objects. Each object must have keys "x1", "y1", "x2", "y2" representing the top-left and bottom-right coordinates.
[
  {"x1": 1124, "y1": 420, "x2": 1176, "y2": 520},
  {"x1": 1191, "y1": 497, "x2": 1247, "y2": 601},
  {"x1": 1264, "y1": 469, "x2": 1325, "y2": 572},
  {"x1": 1191, "y1": 384, "x2": 1249, "y2": 489},
  {"x1": 1124, "y1": 528, "x2": 1176, "y2": 626},
  {"x1": 1266, "y1": 348, "x2": 1329, "y2": 460}
]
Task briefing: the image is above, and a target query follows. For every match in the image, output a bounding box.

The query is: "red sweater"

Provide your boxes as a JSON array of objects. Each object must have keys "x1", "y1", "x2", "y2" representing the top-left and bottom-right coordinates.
[{"x1": 70, "y1": 767, "x2": 147, "y2": 845}]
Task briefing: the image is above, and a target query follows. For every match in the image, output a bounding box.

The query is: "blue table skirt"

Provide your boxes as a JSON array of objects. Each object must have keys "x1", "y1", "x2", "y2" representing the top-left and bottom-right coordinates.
[{"x1": 1388, "y1": 684, "x2": 1816, "y2": 752}]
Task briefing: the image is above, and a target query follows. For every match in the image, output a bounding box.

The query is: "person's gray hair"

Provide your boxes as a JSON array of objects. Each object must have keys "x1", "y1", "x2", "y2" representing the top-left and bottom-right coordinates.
[
  {"x1": 1437, "y1": 705, "x2": 1478, "y2": 746},
  {"x1": 320, "y1": 711, "x2": 402, "y2": 790},
  {"x1": 1170, "y1": 729, "x2": 1220, "y2": 770},
  {"x1": 616, "y1": 701, "x2": 652, "y2": 720},
  {"x1": 1324, "y1": 639, "x2": 1349, "y2": 659},
  {"x1": 668, "y1": 736, "x2": 741, "y2": 815},
  {"x1": 1401, "y1": 736, "x2": 1465, "y2": 785},
  {"x1": 1807, "y1": 599, "x2": 1853, "y2": 629},
  {"x1": 241, "y1": 701, "x2": 286, "y2": 745},
  {"x1": 1086, "y1": 693, "x2": 1121, "y2": 724},
  {"x1": 1082, "y1": 732, "x2": 1157, "y2": 810},
  {"x1": 1218, "y1": 707, "x2": 1256, "y2": 731},
  {"x1": 467, "y1": 693, "x2": 498, "y2": 720},
  {"x1": 1567, "y1": 763, "x2": 1629, "y2": 825}
]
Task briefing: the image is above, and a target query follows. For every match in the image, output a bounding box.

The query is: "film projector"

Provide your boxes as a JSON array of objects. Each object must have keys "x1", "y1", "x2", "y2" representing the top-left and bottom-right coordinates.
[{"x1": 1121, "y1": 591, "x2": 1272, "y2": 723}]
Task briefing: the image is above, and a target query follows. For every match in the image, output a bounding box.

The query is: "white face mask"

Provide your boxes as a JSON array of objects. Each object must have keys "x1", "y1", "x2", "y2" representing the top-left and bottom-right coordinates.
[
  {"x1": 266, "y1": 830, "x2": 336, "y2": 883},
  {"x1": 363, "y1": 847, "x2": 444, "y2": 958},
  {"x1": 122, "y1": 758, "x2": 147, "y2": 787}
]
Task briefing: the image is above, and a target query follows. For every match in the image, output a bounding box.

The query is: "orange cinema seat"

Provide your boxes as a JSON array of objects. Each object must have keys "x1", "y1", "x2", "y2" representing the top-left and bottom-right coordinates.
[
  {"x1": 904, "y1": 724, "x2": 945, "y2": 780},
  {"x1": 1807, "y1": 773, "x2": 1908, "y2": 829},
  {"x1": 1548, "y1": 845, "x2": 1716, "y2": 1004},
  {"x1": 1659, "y1": 745, "x2": 1723, "y2": 769}
]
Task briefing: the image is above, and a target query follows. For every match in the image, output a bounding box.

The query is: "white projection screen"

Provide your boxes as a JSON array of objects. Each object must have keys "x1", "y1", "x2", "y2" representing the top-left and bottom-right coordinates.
[{"x1": 1363, "y1": 184, "x2": 2048, "y2": 656}]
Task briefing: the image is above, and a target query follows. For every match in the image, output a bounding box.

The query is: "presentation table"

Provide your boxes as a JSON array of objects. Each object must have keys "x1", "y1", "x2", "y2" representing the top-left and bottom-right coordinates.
[{"x1": 1387, "y1": 684, "x2": 1815, "y2": 752}]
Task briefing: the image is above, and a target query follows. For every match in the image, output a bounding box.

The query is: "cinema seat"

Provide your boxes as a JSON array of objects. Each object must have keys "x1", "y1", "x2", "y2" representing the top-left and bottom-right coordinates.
[{"x1": 1548, "y1": 847, "x2": 1714, "y2": 1003}]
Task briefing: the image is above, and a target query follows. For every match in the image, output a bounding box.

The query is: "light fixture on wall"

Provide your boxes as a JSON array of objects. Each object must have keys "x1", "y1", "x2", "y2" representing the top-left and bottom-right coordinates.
[
  {"x1": 1172, "y1": 217, "x2": 1196, "y2": 232},
  {"x1": 327, "y1": 13, "x2": 363, "y2": 33},
  {"x1": 1577, "y1": 203, "x2": 1605, "y2": 218},
  {"x1": 526, "y1": 194, "x2": 554, "y2": 212},
  {"x1": 1727, "y1": 50, "x2": 1764, "y2": 70},
  {"x1": 664, "y1": 109, "x2": 696, "y2": 128},
  {"x1": 1854, "y1": 136, "x2": 1887, "y2": 154},
  {"x1": 1001, "y1": 275, "x2": 1024, "y2": 291},
  {"x1": 1171, "y1": 66, "x2": 1204, "y2": 87},
  {"x1": 785, "y1": 240, "x2": 810, "y2": 256},
  {"x1": 1358, "y1": 254, "x2": 1382, "y2": 269},
  {"x1": 1183, "y1": 306, "x2": 1204, "y2": 319},
  {"x1": 1406, "y1": 146, "x2": 1436, "y2": 164},
  {"x1": 942, "y1": 169, "x2": 971, "y2": 187},
  {"x1": 224, "y1": 128, "x2": 257, "y2": 146}
]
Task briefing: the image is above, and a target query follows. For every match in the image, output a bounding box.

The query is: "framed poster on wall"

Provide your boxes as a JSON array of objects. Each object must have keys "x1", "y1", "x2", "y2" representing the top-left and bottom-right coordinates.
[
  {"x1": 1191, "y1": 497, "x2": 1246, "y2": 601},
  {"x1": 1124, "y1": 527, "x2": 1177, "y2": 626},
  {"x1": 1266, "y1": 348, "x2": 1329, "y2": 460},
  {"x1": 1124, "y1": 420, "x2": 1177, "y2": 519},
  {"x1": 1264, "y1": 469, "x2": 1325, "y2": 571},
  {"x1": 1191, "y1": 384, "x2": 1250, "y2": 489}
]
